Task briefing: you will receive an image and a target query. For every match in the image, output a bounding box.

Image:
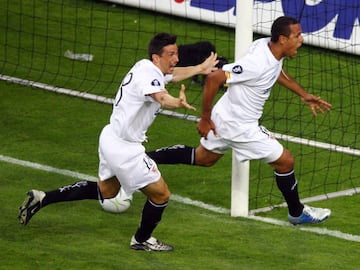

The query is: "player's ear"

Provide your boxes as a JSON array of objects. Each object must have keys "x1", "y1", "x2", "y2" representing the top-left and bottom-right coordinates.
[
  {"x1": 279, "y1": 35, "x2": 289, "y2": 45},
  {"x1": 152, "y1": 53, "x2": 160, "y2": 64}
]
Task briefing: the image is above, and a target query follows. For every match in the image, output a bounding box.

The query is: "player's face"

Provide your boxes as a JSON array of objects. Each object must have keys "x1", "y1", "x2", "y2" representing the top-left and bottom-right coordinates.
[
  {"x1": 157, "y1": 44, "x2": 179, "y2": 74},
  {"x1": 283, "y1": 23, "x2": 304, "y2": 58}
]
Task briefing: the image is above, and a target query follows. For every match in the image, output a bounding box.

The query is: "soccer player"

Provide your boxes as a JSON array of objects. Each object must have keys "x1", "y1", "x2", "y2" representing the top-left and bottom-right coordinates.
[
  {"x1": 147, "y1": 16, "x2": 332, "y2": 225},
  {"x1": 18, "y1": 33, "x2": 219, "y2": 251}
]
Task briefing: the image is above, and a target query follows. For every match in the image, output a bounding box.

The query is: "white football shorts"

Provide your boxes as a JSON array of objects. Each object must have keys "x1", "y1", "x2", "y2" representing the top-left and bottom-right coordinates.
[
  {"x1": 98, "y1": 124, "x2": 161, "y2": 195},
  {"x1": 200, "y1": 125, "x2": 284, "y2": 163}
]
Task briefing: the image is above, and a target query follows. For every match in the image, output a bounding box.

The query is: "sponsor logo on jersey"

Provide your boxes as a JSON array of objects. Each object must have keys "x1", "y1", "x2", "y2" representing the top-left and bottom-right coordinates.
[
  {"x1": 151, "y1": 79, "x2": 161, "y2": 86},
  {"x1": 232, "y1": 65, "x2": 243, "y2": 74}
]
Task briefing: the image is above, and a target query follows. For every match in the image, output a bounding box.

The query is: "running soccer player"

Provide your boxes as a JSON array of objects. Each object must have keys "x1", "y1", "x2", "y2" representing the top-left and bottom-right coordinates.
[
  {"x1": 18, "y1": 32, "x2": 218, "y2": 252},
  {"x1": 147, "y1": 16, "x2": 332, "y2": 225}
]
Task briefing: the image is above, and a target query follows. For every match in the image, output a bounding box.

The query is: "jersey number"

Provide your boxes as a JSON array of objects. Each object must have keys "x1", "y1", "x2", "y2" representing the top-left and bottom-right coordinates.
[{"x1": 115, "y1": 72, "x2": 133, "y2": 106}]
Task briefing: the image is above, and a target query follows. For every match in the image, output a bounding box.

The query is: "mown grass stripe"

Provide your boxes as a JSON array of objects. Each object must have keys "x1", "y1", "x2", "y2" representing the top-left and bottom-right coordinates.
[{"x1": 1, "y1": 153, "x2": 359, "y2": 243}]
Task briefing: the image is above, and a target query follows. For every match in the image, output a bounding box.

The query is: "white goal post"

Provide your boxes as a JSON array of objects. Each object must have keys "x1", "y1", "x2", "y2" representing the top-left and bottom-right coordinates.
[{"x1": 230, "y1": 0, "x2": 253, "y2": 217}]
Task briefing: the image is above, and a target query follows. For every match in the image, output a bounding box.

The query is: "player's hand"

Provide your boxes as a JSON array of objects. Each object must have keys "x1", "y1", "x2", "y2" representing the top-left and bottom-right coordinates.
[
  {"x1": 197, "y1": 117, "x2": 217, "y2": 139},
  {"x1": 179, "y1": 84, "x2": 196, "y2": 111},
  {"x1": 301, "y1": 93, "x2": 332, "y2": 116},
  {"x1": 199, "y1": 52, "x2": 219, "y2": 75}
]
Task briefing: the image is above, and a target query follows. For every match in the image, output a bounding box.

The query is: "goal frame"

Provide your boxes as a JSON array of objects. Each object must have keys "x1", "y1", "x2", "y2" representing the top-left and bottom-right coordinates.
[{"x1": 230, "y1": 0, "x2": 253, "y2": 217}]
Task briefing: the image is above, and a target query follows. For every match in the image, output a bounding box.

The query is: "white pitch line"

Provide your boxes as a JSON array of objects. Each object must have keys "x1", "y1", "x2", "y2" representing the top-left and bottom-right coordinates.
[
  {"x1": 1, "y1": 154, "x2": 360, "y2": 243},
  {"x1": 3, "y1": 73, "x2": 360, "y2": 157},
  {"x1": 247, "y1": 215, "x2": 360, "y2": 242}
]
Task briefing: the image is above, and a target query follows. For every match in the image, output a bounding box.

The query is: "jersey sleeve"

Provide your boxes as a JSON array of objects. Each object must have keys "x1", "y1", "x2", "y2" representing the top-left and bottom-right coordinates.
[{"x1": 137, "y1": 61, "x2": 165, "y2": 97}]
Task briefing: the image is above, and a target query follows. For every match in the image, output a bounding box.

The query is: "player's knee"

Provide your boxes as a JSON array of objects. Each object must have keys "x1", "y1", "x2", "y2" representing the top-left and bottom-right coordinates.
[
  {"x1": 194, "y1": 147, "x2": 221, "y2": 167},
  {"x1": 159, "y1": 187, "x2": 172, "y2": 203},
  {"x1": 160, "y1": 189, "x2": 171, "y2": 202},
  {"x1": 273, "y1": 149, "x2": 295, "y2": 172},
  {"x1": 195, "y1": 160, "x2": 217, "y2": 167},
  {"x1": 283, "y1": 149, "x2": 295, "y2": 168},
  {"x1": 149, "y1": 191, "x2": 170, "y2": 204},
  {"x1": 98, "y1": 177, "x2": 121, "y2": 199}
]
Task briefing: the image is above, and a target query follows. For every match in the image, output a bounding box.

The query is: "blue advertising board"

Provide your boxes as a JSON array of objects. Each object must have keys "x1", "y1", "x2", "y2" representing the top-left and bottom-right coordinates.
[{"x1": 105, "y1": 0, "x2": 359, "y2": 55}]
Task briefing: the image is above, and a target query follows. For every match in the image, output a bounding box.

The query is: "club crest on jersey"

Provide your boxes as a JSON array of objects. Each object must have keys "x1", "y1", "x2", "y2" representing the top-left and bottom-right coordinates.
[
  {"x1": 151, "y1": 79, "x2": 161, "y2": 86},
  {"x1": 232, "y1": 65, "x2": 243, "y2": 74}
]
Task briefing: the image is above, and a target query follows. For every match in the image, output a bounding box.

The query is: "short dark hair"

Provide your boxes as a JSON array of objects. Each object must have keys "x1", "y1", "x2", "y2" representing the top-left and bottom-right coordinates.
[
  {"x1": 271, "y1": 16, "x2": 299, "y2": 42},
  {"x1": 148, "y1": 33, "x2": 177, "y2": 60}
]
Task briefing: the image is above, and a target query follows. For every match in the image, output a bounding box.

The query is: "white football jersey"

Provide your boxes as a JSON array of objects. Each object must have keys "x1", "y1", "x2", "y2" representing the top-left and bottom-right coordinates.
[
  {"x1": 212, "y1": 37, "x2": 283, "y2": 141},
  {"x1": 109, "y1": 59, "x2": 170, "y2": 142}
]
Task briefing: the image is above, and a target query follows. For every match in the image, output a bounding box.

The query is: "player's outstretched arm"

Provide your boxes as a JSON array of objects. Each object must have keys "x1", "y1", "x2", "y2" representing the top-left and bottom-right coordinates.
[
  {"x1": 151, "y1": 84, "x2": 196, "y2": 111},
  {"x1": 277, "y1": 69, "x2": 332, "y2": 116},
  {"x1": 171, "y1": 52, "x2": 219, "y2": 82},
  {"x1": 197, "y1": 69, "x2": 227, "y2": 139}
]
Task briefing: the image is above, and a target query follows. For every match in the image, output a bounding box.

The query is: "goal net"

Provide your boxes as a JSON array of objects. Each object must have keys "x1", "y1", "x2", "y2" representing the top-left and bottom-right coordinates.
[{"x1": 1, "y1": 0, "x2": 359, "y2": 214}]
